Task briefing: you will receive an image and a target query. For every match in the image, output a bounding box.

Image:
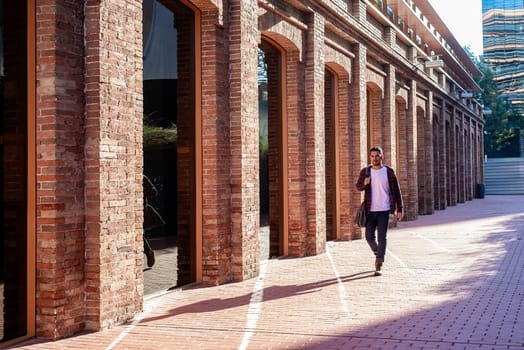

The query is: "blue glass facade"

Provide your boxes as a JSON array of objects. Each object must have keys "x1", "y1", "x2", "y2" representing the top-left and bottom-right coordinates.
[{"x1": 482, "y1": 0, "x2": 524, "y2": 114}]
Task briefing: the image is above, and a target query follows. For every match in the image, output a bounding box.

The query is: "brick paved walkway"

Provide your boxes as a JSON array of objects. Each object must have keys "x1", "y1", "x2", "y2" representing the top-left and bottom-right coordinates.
[{"x1": 11, "y1": 195, "x2": 524, "y2": 350}]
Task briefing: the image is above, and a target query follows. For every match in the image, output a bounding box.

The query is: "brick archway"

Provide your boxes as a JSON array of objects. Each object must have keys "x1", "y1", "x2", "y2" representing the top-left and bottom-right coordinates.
[{"x1": 259, "y1": 37, "x2": 289, "y2": 257}]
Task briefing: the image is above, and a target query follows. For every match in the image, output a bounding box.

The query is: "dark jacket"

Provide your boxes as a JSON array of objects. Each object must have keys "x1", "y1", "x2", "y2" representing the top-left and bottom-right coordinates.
[{"x1": 355, "y1": 165, "x2": 403, "y2": 214}]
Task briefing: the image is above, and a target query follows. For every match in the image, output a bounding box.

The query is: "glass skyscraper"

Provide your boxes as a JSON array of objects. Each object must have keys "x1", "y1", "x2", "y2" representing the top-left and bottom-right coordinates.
[{"x1": 482, "y1": 0, "x2": 524, "y2": 115}]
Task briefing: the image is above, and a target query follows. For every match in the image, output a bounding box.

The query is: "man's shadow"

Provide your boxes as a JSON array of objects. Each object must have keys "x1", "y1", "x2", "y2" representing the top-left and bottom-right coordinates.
[{"x1": 141, "y1": 271, "x2": 375, "y2": 323}]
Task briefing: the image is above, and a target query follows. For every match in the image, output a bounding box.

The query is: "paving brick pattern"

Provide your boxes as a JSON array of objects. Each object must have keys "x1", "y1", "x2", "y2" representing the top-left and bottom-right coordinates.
[{"x1": 12, "y1": 195, "x2": 524, "y2": 349}]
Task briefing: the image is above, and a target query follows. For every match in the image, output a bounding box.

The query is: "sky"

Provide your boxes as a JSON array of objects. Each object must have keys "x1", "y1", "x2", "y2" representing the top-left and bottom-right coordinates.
[{"x1": 428, "y1": 0, "x2": 484, "y2": 57}]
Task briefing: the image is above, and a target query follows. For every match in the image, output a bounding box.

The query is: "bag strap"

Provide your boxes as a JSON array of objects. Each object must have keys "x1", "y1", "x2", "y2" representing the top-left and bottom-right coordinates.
[{"x1": 366, "y1": 165, "x2": 372, "y2": 177}]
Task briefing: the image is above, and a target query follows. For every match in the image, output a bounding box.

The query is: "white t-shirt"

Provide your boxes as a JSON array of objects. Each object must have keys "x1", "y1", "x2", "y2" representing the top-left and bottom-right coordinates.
[{"x1": 370, "y1": 167, "x2": 391, "y2": 212}]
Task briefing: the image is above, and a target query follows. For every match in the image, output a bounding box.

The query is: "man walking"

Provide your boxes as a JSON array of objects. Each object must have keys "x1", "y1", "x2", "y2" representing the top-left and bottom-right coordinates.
[{"x1": 355, "y1": 146, "x2": 404, "y2": 276}]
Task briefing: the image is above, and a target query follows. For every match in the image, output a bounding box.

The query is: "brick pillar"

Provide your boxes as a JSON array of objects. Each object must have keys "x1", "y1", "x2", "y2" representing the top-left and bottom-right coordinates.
[
  {"x1": 478, "y1": 120, "x2": 485, "y2": 184},
  {"x1": 474, "y1": 120, "x2": 485, "y2": 189},
  {"x1": 84, "y1": 0, "x2": 143, "y2": 330},
  {"x1": 405, "y1": 79, "x2": 418, "y2": 220},
  {"x1": 325, "y1": 71, "x2": 336, "y2": 240},
  {"x1": 417, "y1": 93, "x2": 434, "y2": 215},
  {"x1": 34, "y1": 0, "x2": 86, "y2": 339},
  {"x1": 435, "y1": 103, "x2": 447, "y2": 210},
  {"x1": 457, "y1": 112, "x2": 466, "y2": 203},
  {"x1": 349, "y1": 42, "x2": 367, "y2": 238},
  {"x1": 336, "y1": 71, "x2": 353, "y2": 240},
  {"x1": 286, "y1": 49, "x2": 306, "y2": 257},
  {"x1": 448, "y1": 104, "x2": 457, "y2": 206},
  {"x1": 426, "y1": 91, "x2": 435, "y2": 213},
  {"x1": 384, "y1": 64, "x2": 395, "y2": 168},
  {"x1": 199, "y1": 7, "x2": 233, "y2": 285},
  {"x1": 396, "y1": 95, "x2": 409, "y2": 213},
  {"x1": 305, "y1": 12, "x2": 326, "y2": 255},
  {"x1": 465, "y1": 117, "x2": 473, "y2": 201},
  {"x1": 228, "y1": 0, "x2": 260, "y2": 281},
  {"x1": 383, "y1": 25, "x2": 396, "y2": 165}
]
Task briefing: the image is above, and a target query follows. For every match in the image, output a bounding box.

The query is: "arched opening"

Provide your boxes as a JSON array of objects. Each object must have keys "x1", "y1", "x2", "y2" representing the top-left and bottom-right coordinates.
[
  {"x1": 142, "y1": 0, "x2": 199, "y2": 293},
  {"x1": 324, "y1": 68, "x2": 339, "y2": 241},
  {"x1": 259, "y1": 38, "x2": 286, "y2": 258}
]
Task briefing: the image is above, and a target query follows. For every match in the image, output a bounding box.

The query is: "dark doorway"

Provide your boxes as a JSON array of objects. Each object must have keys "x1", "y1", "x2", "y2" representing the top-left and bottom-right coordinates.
[
  {"x1": 142, "y1": 0, "x2": 196, "y2": 294},
  {"x1": 258, "y1": 48, "x2": 270, "y2": 260},
  {"x1": 0, "y1": 0, "x2": 29, "y2": 343},
  {"x1": 259, "y1": 39, "x2": 285, "y2": 258}
]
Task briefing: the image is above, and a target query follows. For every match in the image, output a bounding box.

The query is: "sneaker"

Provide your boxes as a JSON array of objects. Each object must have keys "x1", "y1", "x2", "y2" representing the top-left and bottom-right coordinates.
[{"x1": 374, "y1": 261, "x2": 383, "y2": 276}]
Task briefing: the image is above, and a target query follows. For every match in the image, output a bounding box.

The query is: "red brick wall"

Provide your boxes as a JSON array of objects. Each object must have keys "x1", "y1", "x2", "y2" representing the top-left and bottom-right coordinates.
[
  {"x1": 324, "y1": 71, "x2": 335, "y2": 240},
  {"x1": 199, "y1": 6, "x2": 233, "y2": 285},
  {"x1": 28, "y1": 0, "x2": 487, "y2": 340},
  {"x1": 35, "y1": 0, "x2": 86, "y2": 339},
  {"x1": 285, "y1": 49, "x2": 308, "y2": 257},
  {"x1": 83, "y1": 0, "x2": 143, "y2": 330},
  {"x1": 304, "y1": 13, "x2": 326, "y2": 256},
  {"x1": 228, "y1": 0, "x2": 260, "y2": 281},
  {"x1": 349, "y1": 43, "x2": 368, "y2": 239}
]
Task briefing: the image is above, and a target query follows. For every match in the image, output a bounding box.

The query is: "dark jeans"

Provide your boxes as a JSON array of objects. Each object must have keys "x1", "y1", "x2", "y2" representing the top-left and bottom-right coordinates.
[{"x1": 365, "y1": 210, "x2": 390, "y2": 263}]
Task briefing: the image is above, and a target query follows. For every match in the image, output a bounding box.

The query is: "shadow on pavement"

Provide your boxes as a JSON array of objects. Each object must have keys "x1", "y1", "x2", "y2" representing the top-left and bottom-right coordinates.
[
  {"x1": 141, "y1": 271, "x2": 376, "y2": 322},
  {"x1": 293, "y1": 196, "x2": 524, "y2": 349}
]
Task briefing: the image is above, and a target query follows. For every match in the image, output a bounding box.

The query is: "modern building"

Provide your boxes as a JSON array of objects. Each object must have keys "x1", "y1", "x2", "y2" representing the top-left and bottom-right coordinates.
[
  {"x1": 1, "y1": 0, "x2": 484, "y2": 346},
  {"x1": 482, "y1": 0, "x2": 524, "y2": 115}
]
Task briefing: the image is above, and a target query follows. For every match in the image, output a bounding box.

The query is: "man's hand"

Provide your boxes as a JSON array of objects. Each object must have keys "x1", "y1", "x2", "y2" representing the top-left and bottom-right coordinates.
[{"x1": 397, "y1": 211, "x2": 404, "y2": 221}]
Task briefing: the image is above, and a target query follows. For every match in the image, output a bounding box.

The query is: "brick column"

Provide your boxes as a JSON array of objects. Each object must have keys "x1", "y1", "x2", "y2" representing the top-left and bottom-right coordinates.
[
  {"x1": 337, "y1": 70, "x2": 353, "y2": 240},
  {"x1": 435, "y1": 102, "x2": 447, "y2": 210},
  {"x1": 417, "y1": 92, "x2": 434, "y2": 215},
  {"x1": 35, "y1": 0, "x2": 87, "y2": 339},
  {"x1": 84, "y1": 0, "x2": 143, "y2": 330},
  {"x1": 448, "y1": 104, "x2": 457, "y2": 206},
  {"x1": 426, "y1": 91, "x2": 435, "y2": 213},
  {"x1": 457, "y1": 112, "x2": 466, "y2": 203},
  {"x1": 465, "y1": 116, "x2": 473, "y2": 201},
  {"x1": 286, "y1": 50, "x2": 306, "y2": 257},
  {"x1": 384, "y1": 64, "x2": 396, "y2": 167},
  {"x1": 305, "y1": 12, "x2": 326, "y2": 255},
  {"x1": 228, "y1": 0, "x2": 260, "y2": 280},
  {"x1": 199, "y1": 7, "x2": 233, "y2": 285},
  {"x1": 349, "y1": 42, "x2": 367, "y2": 238},
  {"x1": 405, "y1": 79, "x2": 418, "y2": 220}
]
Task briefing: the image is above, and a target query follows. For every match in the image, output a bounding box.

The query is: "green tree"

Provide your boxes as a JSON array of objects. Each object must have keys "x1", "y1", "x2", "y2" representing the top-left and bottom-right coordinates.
[{"x1": 472, "y1": 55, "x2": 523, "y2": 157}]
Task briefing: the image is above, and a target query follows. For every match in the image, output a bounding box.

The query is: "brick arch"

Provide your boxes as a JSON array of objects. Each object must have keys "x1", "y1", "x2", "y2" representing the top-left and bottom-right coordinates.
[
  {"x1": 259, "y1": 11, "x2": 304, "y2": 60},
  {"x1": 395, "y1": 94, "x2": 407, "y2": 108},
  {"x1": 324, "y1": 64, "x2": 351, "y2": 241},
  {"x1": 325, "y1": 61, "x2": 350, "y2": 81},
  {"x1": 366, "y1": 81, "x2": 384, "y2": 98},
  {"x1": 259, "y1": 33, "x2": 306, "y2": 258},
  {"x1": 261, "y1": 31, "x2": 300, "y2": 58}
]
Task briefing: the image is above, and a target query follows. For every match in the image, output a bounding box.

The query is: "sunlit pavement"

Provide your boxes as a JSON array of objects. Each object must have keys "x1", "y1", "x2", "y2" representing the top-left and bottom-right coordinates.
[{"x1": 12, "y1": 195, "x2": 524, "y2": 350}]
